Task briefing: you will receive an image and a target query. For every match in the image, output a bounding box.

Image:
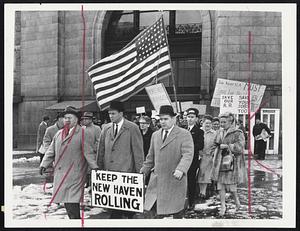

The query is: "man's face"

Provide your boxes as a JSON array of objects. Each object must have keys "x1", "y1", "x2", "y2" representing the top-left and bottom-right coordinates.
[
  {"x1": 220, "y1": 117, "x2": 231, "y2": 130},
  {"x1": 63, "y1": 114, "x2": 78, "y2": 128},
  {"x1": 203, "y1": 119, "x2": 212, "y2": 131},
  {"x1": 81, "y1": 117, "x2": 92, "y2": 126},
  {"x1": 108, "y1": 110, "x2": 123, "y2": 123},
  {"x1": 212, "y1": 121, "x2": 220, "y2": 130},
  {"x1": 187, "y1": 114, "x2": 197, "y2": 126},
  {"x1": 159, "y1": 114, "x2": 175, "y2": 130}
]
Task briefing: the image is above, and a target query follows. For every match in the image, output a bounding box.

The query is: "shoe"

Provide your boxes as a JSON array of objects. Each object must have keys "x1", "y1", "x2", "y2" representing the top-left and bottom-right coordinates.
[{"x1": 219, "y1": 205, "x2": 226, "y2": 216}]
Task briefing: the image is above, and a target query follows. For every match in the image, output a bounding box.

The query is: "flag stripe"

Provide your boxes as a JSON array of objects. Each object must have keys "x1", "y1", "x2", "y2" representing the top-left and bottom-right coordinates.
[
  {"x1": 88, "y1": 43, "x2": 136, "y2": 72},
  {"x1": 93, "y1": 51, "x2": 170, "y2": 92},
  {"x1": 97, "y1": 64, "x2": 171, "y2": 105},
  {"x1": 91, "y1": 47, "x2": 169, "y2": 84},
  {"x1": 95, "y1": 58, "x2": 170, "y2": 96},
  {"x1": 89, "y1": 49, "x2": 137, "y2": 77},
  {"x1": 99, "y1": 69, "x2": 171, "y2": 110}
]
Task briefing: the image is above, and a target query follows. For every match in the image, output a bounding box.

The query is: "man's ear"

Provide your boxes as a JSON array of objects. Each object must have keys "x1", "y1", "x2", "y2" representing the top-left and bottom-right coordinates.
[{"x1": 120, "y1": 112, "x2": 124, "y2": 117}]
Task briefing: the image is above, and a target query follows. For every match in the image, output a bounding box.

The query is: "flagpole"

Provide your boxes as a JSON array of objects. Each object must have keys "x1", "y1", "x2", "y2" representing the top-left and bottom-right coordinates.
[{"x1": 161, "y1": 15, "x2": 179, "y2": 114}]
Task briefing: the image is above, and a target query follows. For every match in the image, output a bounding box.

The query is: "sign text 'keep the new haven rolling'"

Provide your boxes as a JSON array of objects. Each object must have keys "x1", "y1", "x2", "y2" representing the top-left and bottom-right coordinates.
[{"x1": 91, "y1": 170, "x2": 144, "y2": 213}]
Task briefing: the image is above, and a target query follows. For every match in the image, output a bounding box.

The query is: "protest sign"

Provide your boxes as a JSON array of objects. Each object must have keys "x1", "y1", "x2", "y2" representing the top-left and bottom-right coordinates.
[
  {"x1": 136, "y1": 106, "x2": 145, "y2": 114},
  {"x1": 145, "y1": 83, "x2": 172, "y2": 112},
  {"x1": 211, "y1": 78, "x2": 266, "y2": 112},
  {"x1": 180, "y1": 101, "x2": 194, "y2": 112},
  {"x1": 91, "y1": 170, "x2": 144, "y2": 213},
  {"x1": 220, "y1": 95, "x2": 248, "y2": 114},
  {"x1": 190, "y1": 104, "x2": 207, "y2": 115}
]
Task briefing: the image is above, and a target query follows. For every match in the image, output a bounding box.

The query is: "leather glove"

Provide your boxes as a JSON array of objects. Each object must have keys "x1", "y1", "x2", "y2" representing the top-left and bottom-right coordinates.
[{"x1": 39, "y1": 167, "x2": 46, "y2": 175}]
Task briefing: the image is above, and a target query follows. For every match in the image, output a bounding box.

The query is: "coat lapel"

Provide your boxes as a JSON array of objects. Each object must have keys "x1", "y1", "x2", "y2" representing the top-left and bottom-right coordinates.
[
  {"x1": 160, "y1": 126, "x2": 179, "y2": 150},
  {"x1": 112, "y1": 119, "x2": 128, "y2": 146}
]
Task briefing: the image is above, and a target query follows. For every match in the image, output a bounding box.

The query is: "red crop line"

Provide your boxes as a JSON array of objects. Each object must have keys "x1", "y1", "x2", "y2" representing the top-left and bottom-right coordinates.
[
  {"x1": 42, "y1": 126, "x2": 77, "y2": 194},
  {"x1": 81, "y1": 5, "x2": 86, "y2": 111},
  {"x1": 249, "y1": 97, "x2": 271, "y2": 120},
  {"x1": 247, "y1": 31, "x2": 252, "y2": 216},
  {"x1": 249, "y1": 152, "x2": 281, "y2": 176},
  {"x1": 49, "y1": 162, "x2": 74, "y2": 206}
]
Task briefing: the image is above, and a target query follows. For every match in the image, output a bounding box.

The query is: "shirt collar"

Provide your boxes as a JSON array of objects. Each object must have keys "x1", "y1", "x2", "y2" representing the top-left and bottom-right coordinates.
[
  {"x1": 165, "y1": 124, "x2": 175, "y2": 133},
  {"x1": 114, "y1": 118, "x2": 124, "y2": 128},
  {"x1": 188, "y1": 124, "x2": 194, "y2": 131},
  {"x1": 43, "y1": 121, "x2": 47, "y2": 126}
]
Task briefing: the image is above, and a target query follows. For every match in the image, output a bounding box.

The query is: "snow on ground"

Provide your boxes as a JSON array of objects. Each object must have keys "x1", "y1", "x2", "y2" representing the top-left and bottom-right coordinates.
[
  {"x1": 13, "y1": 184, "x2": 104, "y2": 220},
  {"x1": 13, "y1": 156, "x2": 40, "y2": 164}
]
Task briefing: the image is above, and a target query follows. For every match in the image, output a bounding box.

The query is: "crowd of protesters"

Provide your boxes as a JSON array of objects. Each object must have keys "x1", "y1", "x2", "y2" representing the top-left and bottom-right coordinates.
[{"x1": 37, "y1": 101, "x2": 270, "y2": 219}]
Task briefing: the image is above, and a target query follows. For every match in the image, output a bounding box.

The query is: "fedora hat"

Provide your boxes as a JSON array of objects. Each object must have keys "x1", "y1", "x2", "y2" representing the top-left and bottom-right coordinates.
[
  {"x1": 81, "y1": 112, "x2": 94, "y2": 119},
  {"x1": 62, "y1": 106, "x2": 80, "y2": 118},
  {"x1": 108, "y1": 101, "x2": 124, "y2": 112},
  {"x1": 158, "y1": 105, "x2": 176, "y2": 117}
]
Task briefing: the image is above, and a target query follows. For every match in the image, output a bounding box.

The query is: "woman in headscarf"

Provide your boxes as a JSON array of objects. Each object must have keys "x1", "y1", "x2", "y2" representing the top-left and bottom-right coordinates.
[{"x1": 211, "y1": 112, "x2": 247, "y2": 216}]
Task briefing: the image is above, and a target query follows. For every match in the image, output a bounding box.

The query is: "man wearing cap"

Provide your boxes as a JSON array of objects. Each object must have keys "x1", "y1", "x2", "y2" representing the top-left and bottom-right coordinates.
[
  {"x1": 140, "y1": 105, "x2": 194, "y2": 218},
  {"x1": 97, "y1": 101, "x2": 144, "y2": 219},
  {"x1": 36, "y1": 115, "x2": 50, "y2": 163},
  {"x1": 39, "y1": 106, "x2": 98, "y2": 219},
  {"x1": 185, "y1": 108, "x2": 204, "y2": 209}
]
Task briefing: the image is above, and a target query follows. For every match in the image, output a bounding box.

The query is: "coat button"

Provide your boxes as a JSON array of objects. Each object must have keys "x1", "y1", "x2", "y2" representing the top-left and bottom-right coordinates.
[
  {"x1": 58, "y1": 167, "x2": 61, "y2": 170},
  {"x1": 112, "y1": 148, "x2": 115, "y2": 151},
  {"x1": 110, "y1": 160, "x2": 114, "y2": 163}
]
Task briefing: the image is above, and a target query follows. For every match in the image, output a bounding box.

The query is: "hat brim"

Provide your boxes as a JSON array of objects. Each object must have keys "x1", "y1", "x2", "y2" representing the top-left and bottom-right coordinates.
[
  {"x1": 158, "y1": 112, "x2": 177, "y2": 117},
  {"x1": 62, "y1": 111, "x2": 80, "y2": 118}
]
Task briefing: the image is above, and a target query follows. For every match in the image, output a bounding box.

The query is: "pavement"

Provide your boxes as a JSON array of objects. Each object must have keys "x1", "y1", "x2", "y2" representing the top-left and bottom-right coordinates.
[{"x1": 11, "y1": 153, "x2": 282, "y2": 220}]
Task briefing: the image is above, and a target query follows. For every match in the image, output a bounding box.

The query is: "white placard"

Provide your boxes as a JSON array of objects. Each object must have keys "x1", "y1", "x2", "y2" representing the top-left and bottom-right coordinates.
[
  {"x1": 91, "y1": 170, "x2": 144, "y2": 213},
  {"x1": 211, "y1": 78, "x2": 266, "y2": 112},
  {"x1": 180, "y1": 101, "x2": 194, "y2": 112},
  {"x1": 220, "y1": 95, "x2": 248, "y2": 114},
  {"x1": 190, "y1": 104, "x2": 207, "y2": 115},
  {"x1": 145, "y1": 83, "x2": 172, "y2": 112},
  {"x1": 136, "y1": 106, "x2": 145, "y2": 114}
]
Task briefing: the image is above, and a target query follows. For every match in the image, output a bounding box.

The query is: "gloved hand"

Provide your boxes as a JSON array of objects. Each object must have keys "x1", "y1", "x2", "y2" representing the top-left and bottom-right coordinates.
[{"x1": 39, "y1": 167, "x2": 46, "y2": 175}]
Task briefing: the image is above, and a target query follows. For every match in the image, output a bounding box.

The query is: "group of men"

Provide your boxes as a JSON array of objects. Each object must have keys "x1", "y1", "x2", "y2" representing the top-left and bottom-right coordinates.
[{"x1": 37, "y1": 100, "x2": 271, "y2": 219}]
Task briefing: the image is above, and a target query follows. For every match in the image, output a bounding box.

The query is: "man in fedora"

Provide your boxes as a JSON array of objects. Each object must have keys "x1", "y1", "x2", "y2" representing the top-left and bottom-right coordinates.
[
  {"x1": 97, "y1": 101, "x2": 144, "y2": 219},
  {"x1": 185, "y1": 108, "x2": 204, "y2": 209},
  {"x1": 39, "y1": 106, "x2": 99, "y2": 219},
  {"x1": 140, "y1": 105, "x2": 194, "y2": 218}
]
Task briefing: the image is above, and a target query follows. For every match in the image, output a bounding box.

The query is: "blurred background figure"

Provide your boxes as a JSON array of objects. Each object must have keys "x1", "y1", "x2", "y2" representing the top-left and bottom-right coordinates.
[
  {"x1": 150, "y1": 116, "x2": 160, "y2": 131},
  {"x1": 253, "y1": 114, "x2": 271, "y2": 160},
  {"x1": 81, "y1": 112, "x2": 102, "y2": 189},
  {"x1": 139, "y1": 116, "x2": 154, "y2": 186},
  {"x1": 36, "y1": 115, "x2": 50, "y2": 163},
  {"x1": 212, "y1": 117, "x2": 220, "y2": 131},
  {"x1": 198, "y1": 115, "x2": 217, "y2": 202}
]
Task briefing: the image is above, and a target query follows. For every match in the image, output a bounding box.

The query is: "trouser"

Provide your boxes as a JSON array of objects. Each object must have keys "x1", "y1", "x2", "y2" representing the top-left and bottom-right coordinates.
[
  {"x1": 187, "y1": 159, "x2": 199, "y2": 207},
  {"x1": 39, "y1": 152, "x2": 45, "y2": 164},
  {"x1": 254, "y1": 140, "x2": 267, "y2": 160},
  {"x1": 110, "y1": 209, "x2": 135, "y2": 219},
  {"x1": 64, "y1": 203, "x2": 80, "y2": 219}
]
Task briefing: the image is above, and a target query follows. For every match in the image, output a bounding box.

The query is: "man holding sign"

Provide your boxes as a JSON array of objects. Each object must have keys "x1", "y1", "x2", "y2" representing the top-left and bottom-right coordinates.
[
  {"x1": 97, "y1": 101, "x2": 144, "y2": 219},
  {"x1": 140, "y1": 105, "x2": 194, "y2": 218}
]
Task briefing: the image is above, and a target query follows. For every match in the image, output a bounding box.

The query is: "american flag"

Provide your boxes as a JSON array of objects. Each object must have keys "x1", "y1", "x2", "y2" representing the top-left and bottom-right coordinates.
[{"x1": 87, "y1": 17, "x2": 172, "y2": 110}]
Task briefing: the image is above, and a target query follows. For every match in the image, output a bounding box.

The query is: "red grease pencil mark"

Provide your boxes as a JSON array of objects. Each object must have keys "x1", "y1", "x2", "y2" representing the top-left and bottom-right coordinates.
[
  {"x1": 80, "y1": 5, "x2": 86, "y2": 227},
  {"x1": 247, "y1": 31, "x2": 252, "y2": 216}
]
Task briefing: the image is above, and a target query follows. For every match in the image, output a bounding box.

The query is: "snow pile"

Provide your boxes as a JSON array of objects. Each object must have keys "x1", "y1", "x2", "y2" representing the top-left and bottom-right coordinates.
[
  {"x1": 13, "y1": 156, "x2": 40, "y2": 164},
  {"x1": 13, "y1": 183, "x2": 104, "y2": 220}
]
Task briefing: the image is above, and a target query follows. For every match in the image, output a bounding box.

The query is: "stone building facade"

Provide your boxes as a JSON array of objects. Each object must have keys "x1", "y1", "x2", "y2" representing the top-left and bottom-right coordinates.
[{"x1": 13, "y1": 10, "x2": 282, "y2": 150}]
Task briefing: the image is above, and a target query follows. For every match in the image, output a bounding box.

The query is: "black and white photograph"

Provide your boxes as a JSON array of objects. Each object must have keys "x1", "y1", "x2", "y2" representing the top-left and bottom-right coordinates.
[{"x1": 4, "y1": 3, "x2": 296, "y2": 228}]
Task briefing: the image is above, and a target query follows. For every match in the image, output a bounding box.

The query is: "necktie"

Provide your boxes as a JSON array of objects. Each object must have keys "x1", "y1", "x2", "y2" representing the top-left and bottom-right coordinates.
[
  {"x1": 114, "y1": 124, "x2": 118, "y2": 138},
  {"x1": 163, "y1": 130, "x2": 168, "y2": 142}
]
